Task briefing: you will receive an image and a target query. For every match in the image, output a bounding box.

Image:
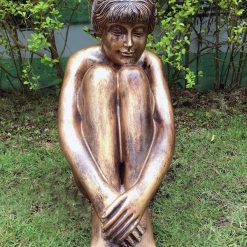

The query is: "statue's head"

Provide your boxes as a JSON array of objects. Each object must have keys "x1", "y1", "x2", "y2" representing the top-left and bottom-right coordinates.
[
  {"x1": 91, "y1": 0, "x2": 156, "y2": 65},
  {"x1": 92, "y1": 0, "x2": 156, "y2": 37}
]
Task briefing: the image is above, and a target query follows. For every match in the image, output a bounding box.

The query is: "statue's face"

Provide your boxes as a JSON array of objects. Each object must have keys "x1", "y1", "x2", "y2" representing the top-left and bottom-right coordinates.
[{"x1": 101, "y1": 23, "x2": 148, "y2": 65}]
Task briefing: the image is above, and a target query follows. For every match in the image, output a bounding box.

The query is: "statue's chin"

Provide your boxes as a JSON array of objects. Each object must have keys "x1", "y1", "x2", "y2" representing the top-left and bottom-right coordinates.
[{"x1": 113, "y1": 56, "x2": 140, "y2": 66}]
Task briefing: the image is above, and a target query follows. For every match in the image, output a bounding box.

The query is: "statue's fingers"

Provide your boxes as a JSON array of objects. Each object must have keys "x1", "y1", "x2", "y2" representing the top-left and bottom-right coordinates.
[
  {"x1": 104, "y1": 212, "x2": 133, "y2": 237},
  {"x1": 120, "y1": 229, "x2": 143, "y2": 247},
  {"x1": 119, "y1": 237, "x2": 135, "y2": 247},
  {"x1": 130, "y1": 228, "x2": 142, "y2": 243},
  {"x1": 102, "y1": 197, "x2": 127, "y2": 219},
  {"x1": 120, "y1": 241, "x2": 128, "y2": 247},
  {"x1": 103, "y1": 203, "x2": 128, "y2": 227},
  {"x1": 125, "y1": 235, "x2": 135, "y2": 246},
  {"x1": 103, "y1": 210, "x2": 127, "y2": 231},
  {"x1": 137, "y1": 224, "x2": 145, "y2": 235},
  {"x1": 122, "y1": 223, "x2": 145, "y2": 245},
  {"x1": 118, "y1": 231, "x2": 141, "y2": 247},
  {"x1": 116, "y1": 219, "x2": 140, "y2": 244},
  {"x1": 119, "y1": 225, "x2": 144, "y2": 246},
  {"x1": 110, "y1": 215, "x2": 136, "y2": 241}
]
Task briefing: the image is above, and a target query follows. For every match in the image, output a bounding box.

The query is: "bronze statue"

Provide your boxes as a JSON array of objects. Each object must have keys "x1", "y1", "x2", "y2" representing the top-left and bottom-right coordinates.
[{"x1": 58, "y1": 0, "x2": 175, "y2": 246}]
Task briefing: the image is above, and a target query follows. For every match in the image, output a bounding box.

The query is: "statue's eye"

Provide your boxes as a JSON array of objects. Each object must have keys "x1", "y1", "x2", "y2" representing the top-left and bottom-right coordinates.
[
  {"x1": 112, "y1": 31, "x2": 122, "y2": 36},
  {"x1": 133, "y1": 32, "x2": 144, "y2": 37},
  {"x1": 133, "y1": 28, "x2": 145, "y2": 37},
  {"x1": 111, "y1": 27, "x2": 123, "y2": 36}
]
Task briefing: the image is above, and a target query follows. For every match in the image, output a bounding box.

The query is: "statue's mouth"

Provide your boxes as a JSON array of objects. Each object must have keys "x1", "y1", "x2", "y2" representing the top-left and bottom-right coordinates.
[{"x1": 120, "y1": 51, "x2": 134, "y2": 57}]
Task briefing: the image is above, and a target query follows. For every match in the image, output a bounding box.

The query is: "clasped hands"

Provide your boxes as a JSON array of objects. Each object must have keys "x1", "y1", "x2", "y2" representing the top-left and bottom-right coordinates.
[{"x1": 100, "y1": 187, "x2": 148, "y2": 246}]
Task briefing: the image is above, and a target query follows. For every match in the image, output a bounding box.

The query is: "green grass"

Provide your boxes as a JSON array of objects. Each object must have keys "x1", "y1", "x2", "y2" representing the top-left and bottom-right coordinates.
[{"x1": 0, "y1": 93, "x2": 246, "y2": 247}]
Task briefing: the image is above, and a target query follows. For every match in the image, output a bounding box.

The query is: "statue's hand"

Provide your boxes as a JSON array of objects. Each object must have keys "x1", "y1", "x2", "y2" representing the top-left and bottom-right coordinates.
[
  {"x1": 104, "y1": 221, "x2": 145, "y2": 246},
  {"x1": 102, "y1": 187, "x2": 148, "y2": 244},
  {"x1": 93, "y1": 189, "x2": 120, "y2": 220}
]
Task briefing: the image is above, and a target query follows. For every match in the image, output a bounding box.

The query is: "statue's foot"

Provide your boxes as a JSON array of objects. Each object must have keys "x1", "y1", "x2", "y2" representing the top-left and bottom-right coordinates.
[{"x1": 90, "y1": 209, "x2": 156, "y2": 247}]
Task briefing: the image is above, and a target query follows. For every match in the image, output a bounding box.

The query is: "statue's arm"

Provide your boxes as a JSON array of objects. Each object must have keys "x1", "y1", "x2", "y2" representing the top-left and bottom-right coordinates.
[
  {"x1": 102, "y1": 53, "x2": 175, "y2": 241},
  {"x1": 58, "y1": 54, "x2": 118, "y2": 216},
  {"x1": 134, "y1": 53, "x2": 175, "y2": 200}
]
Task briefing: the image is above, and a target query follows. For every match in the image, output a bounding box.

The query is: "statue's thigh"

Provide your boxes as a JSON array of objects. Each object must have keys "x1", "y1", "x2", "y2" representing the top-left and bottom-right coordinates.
[
  {"x1": 77, "y1": 65, "x2": 120, "y2": 190},
  {"x1": 118, "y1": 67, "x2": 155, "y2": 188}
]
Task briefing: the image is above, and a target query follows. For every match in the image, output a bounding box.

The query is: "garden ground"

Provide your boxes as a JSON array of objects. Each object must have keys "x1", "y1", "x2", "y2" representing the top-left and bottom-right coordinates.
[{"x1": 0, "y1": 88, "x2": 246, "y2": 247}]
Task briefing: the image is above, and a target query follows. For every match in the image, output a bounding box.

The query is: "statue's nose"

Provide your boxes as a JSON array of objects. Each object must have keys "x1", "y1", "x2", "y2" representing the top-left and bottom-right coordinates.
[{"x1": 124, "y1": 34, "x2": 133, "y2": 48}]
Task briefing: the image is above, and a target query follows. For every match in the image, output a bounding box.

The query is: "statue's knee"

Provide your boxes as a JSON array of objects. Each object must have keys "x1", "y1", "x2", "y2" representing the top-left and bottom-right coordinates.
[
  {"x1": 83, "y1": 64, "x2": 115, "y2": 89},
  {"x1": 86, "y1": 64, "x2": 115, "y2": 81},
  {"x1": 118, "y1": 66, "x2": 148, "y2": 89},
  {"x1": 119, "y1": 66, "x2": 145, "y2": 78}
]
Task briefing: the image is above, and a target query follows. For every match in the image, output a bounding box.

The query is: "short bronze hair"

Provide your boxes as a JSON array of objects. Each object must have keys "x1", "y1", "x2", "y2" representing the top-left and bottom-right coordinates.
[{"x1": 92, "y1": 0, "x2": 156, "y2": 36}]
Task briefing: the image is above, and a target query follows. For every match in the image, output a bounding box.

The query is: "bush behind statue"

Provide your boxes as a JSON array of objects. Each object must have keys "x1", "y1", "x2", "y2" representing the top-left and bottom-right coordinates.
[{"x1": 0, "y1": 0, "x2": 246, "y2": 92}]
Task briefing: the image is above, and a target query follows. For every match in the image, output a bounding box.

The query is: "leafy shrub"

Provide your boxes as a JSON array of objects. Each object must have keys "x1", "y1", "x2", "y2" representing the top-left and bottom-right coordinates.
[
  {"x1": 0, "y1": 0, "x2": 80, "y2": 92},
  {"x1": 0, "y1": 0, "x2": 246, "y2": 91},
  {"x1": 148, "y1": 0, "x2": 247, "y2": 89}
]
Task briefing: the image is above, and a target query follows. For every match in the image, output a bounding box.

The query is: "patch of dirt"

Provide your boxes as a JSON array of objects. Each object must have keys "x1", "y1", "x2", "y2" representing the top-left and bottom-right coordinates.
[
  {"x1": 170, "y1": 86, "x2": 247, "y2": 111},
  {"x1": 169, "y1": 86, "x2": 247, "y2": 130},
  {"x1": 0, "y1": 91, "x2": 58, "y2": 146}
]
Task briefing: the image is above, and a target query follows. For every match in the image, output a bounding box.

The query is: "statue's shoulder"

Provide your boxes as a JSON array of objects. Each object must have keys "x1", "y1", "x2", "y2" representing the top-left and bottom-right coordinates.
[
  {"x1": 143, "y1": 50, "x2": 162, "y2": 65},
  {"x1": 68, "y1": 46, "x2": 102, "y2": 66}
]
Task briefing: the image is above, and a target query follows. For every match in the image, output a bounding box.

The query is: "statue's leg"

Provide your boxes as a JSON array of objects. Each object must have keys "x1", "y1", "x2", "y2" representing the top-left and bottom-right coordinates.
[
  {"x1": 118, "y1": 67, "x2": 156, "y2": 247},
  {"x1": 77, "y1": 65, "x2": 120, "y2": 247}
]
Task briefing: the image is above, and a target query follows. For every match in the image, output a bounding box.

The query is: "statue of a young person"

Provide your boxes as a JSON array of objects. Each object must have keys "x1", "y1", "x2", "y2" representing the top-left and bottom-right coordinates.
[{"x1": 58, "y1": 0, "x2": 175, "y2": 246}]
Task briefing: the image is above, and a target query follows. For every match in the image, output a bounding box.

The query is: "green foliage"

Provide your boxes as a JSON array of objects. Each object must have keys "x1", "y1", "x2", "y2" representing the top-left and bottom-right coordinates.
[
  {"x1": 0, "y1": 0, "x2": 80, "y2": 92},
  {"x1": 148, "y1": 0, "x2": 200, "y2": 88},
  {"x1": 22, "y1": 66, "x2": 39, "y2": 90},
  {"x1": 148, "y1": 0, "x2": 247, "y2": 89},
  {"x1": 0, "y1": 0, "x2": 246, "y2": 91}
]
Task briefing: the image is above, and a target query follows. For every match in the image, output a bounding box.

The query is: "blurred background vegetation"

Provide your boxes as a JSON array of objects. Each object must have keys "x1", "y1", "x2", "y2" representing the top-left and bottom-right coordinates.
[{"x1": 0, "y1": 0, "x2": 246, "y2": 93}]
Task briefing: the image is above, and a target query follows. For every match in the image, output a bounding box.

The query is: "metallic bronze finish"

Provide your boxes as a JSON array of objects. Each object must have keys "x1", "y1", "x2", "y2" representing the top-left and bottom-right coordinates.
[{"x1": 58, "y1": 1, "x2": 175, "y2": 246}]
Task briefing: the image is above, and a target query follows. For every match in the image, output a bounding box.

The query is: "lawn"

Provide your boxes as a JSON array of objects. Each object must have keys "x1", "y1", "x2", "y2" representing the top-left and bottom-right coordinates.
[{"x1": 0, "y1": 90, "x2": 246, "y2": 247}]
